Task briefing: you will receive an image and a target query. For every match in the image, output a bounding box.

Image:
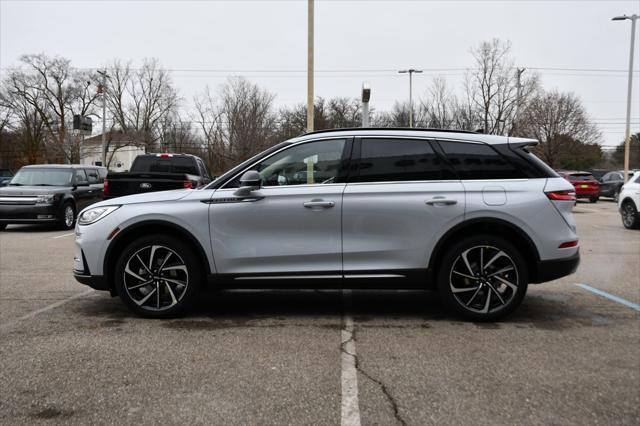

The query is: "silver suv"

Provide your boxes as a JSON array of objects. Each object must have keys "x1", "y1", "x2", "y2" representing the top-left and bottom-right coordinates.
[{"x1": 73, "y1": 129, "x2": 580, "y2": 320}]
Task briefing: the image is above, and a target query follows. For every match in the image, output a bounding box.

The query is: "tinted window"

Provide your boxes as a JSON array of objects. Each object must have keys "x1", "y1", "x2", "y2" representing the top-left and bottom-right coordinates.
[
  {"x1": 439, "y1": 141, "x2": 523, "y2": 180},
  {"x1": 131, "y1": 156, "x2": 198, "y2": 175},
  {"x1": 357, "y1": 138, "x2": 452, "y2": 182},
  {"x1": 227, "y1": 139, "x2": 347, "y2": 187},
  {"x1": 568, "y1": 173, "x2": 595, "y2": 181},
  {"x1": 85, "y1": 169, "x2": 99, "y2": 184},
  {"x1": 75, "y1": 169, "x2": 88, "y2": 183}
]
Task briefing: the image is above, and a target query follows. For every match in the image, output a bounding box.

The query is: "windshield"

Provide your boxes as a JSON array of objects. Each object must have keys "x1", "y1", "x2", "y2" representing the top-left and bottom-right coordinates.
[{"x1": 10, "y1": 168, "x2": 74, "y2": 186}]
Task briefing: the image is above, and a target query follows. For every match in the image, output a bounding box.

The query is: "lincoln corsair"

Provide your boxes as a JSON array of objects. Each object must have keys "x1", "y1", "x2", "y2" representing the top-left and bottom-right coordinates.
[{"x1": 73, "y1": 129, "x2": 580, "y2": 321}]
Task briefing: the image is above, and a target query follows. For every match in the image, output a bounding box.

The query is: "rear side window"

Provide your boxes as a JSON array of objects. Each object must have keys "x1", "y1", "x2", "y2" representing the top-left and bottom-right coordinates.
[
  {"x1": 85, "y1": 169, "x2": 99, "y2": 184},
  {"x1": 75, "y1": 169, "x2": 88, "y2": 183},
  {"x1": 438, "y1": 141, "x2": 523, "y2": 180},
  {"x1": 356, "y1": 138, "x2": 454, "y2": 182}
]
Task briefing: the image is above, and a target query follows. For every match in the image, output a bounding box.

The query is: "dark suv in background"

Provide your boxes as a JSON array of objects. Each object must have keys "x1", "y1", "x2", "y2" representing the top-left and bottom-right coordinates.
[
  {"x1": 0, "y1": 165, "x2": 107, "y2": 230},
  {"x1": 0, "y1": 168, "x2": 13, "y2": 187}
]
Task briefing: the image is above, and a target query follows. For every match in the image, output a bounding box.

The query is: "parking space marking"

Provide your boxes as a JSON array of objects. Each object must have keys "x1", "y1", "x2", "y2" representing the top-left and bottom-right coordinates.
[
  {"x1": 0, "y1": 288, "x2": 94, "y2": 329},
  {"x1": 341, "y1": 290, "x2": 361, "y2": 426},
  {"x1": 52, "y1": 232, "x2": 75, "y2": 239},
  {"x1": 576, "y1": 283, "x2": 640, "y2": 312}
]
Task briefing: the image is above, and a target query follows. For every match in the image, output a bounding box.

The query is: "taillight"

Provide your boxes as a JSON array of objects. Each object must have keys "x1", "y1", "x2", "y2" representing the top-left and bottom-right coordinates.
[
  {"x1": 558, "y1": 240, "x2": 579, "y2": 248},
  {"x1": 103, "y1": 179, "x2": 109, "y2": 196},
  {"x1": 546, "y1": 190, "x2": 575, "y2": 201},
  {"x1": 183, "y1": 180, "x2": 193, "y2": 189}
]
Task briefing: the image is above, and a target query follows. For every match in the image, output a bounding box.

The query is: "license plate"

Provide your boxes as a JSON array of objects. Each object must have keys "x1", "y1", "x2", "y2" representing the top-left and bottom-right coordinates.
[{"x1": 580, "y1": 184, "x2": 589, "y2": 188}]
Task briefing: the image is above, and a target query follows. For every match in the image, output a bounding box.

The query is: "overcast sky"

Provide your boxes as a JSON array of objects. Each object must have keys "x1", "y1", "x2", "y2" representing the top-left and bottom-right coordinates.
[{"x1": 1, "y1": 0, "x2": 639, "y2": 148}]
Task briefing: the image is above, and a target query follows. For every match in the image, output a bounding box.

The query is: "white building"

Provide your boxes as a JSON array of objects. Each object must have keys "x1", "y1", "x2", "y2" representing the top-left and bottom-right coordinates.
[{"x1": 81, "y1": 131, "x2": 145, "y2": 172}]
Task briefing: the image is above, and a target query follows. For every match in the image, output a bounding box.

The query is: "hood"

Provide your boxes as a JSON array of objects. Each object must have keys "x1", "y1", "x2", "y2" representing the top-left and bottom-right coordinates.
[
  {"x1": 0, "y1": 185, "x2": 70, "y2": 196},
  {"x1": 99, "y1": 188, "x2": 192, "y2": 207}
]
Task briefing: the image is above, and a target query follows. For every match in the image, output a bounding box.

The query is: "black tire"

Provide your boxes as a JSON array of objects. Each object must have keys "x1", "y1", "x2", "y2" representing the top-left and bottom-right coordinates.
[
  {"x1": 59, "y1": 202, "x2": 76, "y2": 230},
  {"x1": 589, "y1": 196, "x2": 598, "y2": 203},
  {"x1": 621, "y1": 200, "x2": 640, "y2": 229},
  {"x1": 114, "y1": 234, "x2": 202, "y2": 318},
  {"x1": 0, "y1": 224, "x2": 6, "y2": 231},
  {"x1": 437, "y1": 234, "x2": 528, "y2": 321},
  {"x1": 614, "y1": 189, "x2": 620, "y2": 203}
]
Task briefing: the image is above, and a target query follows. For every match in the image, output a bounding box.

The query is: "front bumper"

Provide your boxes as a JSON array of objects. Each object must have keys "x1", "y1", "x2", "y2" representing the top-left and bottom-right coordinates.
[
  {"x1": 73, "y1": 272, "x2": 108, "y2": 290},
  {"x1": 0, "y1": 203, "x2": 60, "y2": 223},
  {"x1": 532, "y1": 250, "x2": 580, "y2": 283}
]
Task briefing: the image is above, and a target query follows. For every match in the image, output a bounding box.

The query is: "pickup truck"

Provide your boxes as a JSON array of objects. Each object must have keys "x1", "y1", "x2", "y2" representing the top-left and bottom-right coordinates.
[{"x1": 104, "y1": 153, "x2": 212, "y2": 199}]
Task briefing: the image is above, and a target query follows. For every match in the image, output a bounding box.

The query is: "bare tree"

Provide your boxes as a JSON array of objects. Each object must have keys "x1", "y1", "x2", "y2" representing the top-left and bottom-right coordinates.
[
  {"x1": 465, "y1": 39, "x2": 538, "y2": 135},
  {"x1": 104, "y1": 58, "x2": 179, "y2": 149},
  {"x1": 518, "y1": 90, "x2": 601, "y2": 168},
  {"x1": 194, "y1": 78, "x2": 275, "y2": 174},
  {"x1": 8, "y1": 54, "x2": 100, "y2": 163}
]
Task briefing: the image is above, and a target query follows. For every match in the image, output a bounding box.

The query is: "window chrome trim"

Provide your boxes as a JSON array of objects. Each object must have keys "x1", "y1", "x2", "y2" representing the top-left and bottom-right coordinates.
[{"x1": 218, "y1": 136, "x2": 351, "y2": 191}]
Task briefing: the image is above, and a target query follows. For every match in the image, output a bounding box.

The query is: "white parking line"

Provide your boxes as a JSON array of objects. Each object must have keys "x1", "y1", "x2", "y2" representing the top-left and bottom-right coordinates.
[
  {"x1": 0, "y1": 289, "x2": 94, "y2": 330},
  {"x1": 52, "y1": 232, "x2": 75, "y2": 239},
  {"x1": 341, "y1": 290, "x2": 361, "y2": 426},
  {"x1": 576, "y1": 283, "x2": 640, "y2": 312}
]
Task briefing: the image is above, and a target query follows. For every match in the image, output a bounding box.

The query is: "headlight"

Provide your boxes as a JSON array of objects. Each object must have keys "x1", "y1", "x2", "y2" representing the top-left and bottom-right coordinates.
[
  {"x1": 35, "y1": 194, "x2": 55, "y2": 205},
  {"x1": 78, "y1": 206, "x2": 120, "y2": 225}
]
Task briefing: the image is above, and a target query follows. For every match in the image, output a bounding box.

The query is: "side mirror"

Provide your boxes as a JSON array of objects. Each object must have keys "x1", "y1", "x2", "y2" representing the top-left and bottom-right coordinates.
[{"x1": 234, "y1": 170, "x2": 262, "y2": 196}]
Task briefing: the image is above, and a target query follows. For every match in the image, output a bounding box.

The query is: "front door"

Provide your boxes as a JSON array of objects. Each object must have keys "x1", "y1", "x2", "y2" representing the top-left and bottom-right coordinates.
[{"x1": 209, "y1": 138, "x2": 350, "y2": 277}]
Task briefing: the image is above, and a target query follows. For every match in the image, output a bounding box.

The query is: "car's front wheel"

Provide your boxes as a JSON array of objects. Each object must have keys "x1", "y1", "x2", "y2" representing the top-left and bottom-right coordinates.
[
  {"x1": 114, "y1": 235, "x2": 202, "y2": 318},
  {"x1": 437, "y1": 235, "x2": 528, "y2": 321},
  {"x1": 621, "y1": 201, "x2": 640, "y2": 229},
  {"x1": 59, "y1": 202, "x2": 75, "y2": 230}
]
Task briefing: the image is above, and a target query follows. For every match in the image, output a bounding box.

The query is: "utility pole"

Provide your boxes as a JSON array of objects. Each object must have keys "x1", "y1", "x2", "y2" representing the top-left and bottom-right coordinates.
[
  {"x1": 612, "y1": 14, "x2": 638, "y2": 182},
  {"x1": 97, "y1": 69, "x2": 109, "y2": 167},
  {"x1": 512, "y1": 67, "x2": 526, "y2": 136},
  {"x1": 398, "y1": 69, "x2": 423, "y2": 128},
  {"x1": 307, "y1": 0, "x2": 314, "y2": 132}
]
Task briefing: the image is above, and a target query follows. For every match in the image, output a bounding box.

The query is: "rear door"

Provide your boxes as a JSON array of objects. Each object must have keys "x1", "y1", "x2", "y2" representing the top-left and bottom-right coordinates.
[
  {"x1": 84, "y1": 168, "x2": 102, "y2": 205},
  {"x1": 73, "y1": 169, "x2": 93, "y2": 210},
  {"x1": 342, "y1": 137, "x2": 465, "y2": 278}
]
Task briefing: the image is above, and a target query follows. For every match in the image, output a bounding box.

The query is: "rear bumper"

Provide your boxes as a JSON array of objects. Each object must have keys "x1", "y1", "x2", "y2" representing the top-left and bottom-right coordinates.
[{"x1": 532, "y1": 250, "x2": 580, "y2": 283}]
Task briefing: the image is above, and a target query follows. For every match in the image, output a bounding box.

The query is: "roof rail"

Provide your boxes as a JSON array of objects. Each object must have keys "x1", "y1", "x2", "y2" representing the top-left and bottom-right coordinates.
[{"x1": 303, "y1": 127, "x2": 479, "y2": 136}]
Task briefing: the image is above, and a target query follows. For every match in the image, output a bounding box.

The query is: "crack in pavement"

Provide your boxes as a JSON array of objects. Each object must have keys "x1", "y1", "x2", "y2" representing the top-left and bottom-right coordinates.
[{"x1": 341, "y1": 327, "x2": 407, "y2": 426}]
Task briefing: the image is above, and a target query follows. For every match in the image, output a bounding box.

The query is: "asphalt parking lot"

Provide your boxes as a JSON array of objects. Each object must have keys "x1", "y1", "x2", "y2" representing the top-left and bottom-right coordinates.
[{"x1": 0, "y1": 200, "x2": 638, "y2": 425}]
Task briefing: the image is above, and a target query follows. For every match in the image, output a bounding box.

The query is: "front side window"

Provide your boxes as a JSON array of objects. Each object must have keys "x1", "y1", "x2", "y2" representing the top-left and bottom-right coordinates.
[
  {"x1": 229, "y1": 139, "x2": 347, "y2": 187},
  {"x1": 439, "y1": 141, "x2": 523, "y2": 180},
  {"x1": 356, "y1": 138, "x2": 452, "y2": 182}
]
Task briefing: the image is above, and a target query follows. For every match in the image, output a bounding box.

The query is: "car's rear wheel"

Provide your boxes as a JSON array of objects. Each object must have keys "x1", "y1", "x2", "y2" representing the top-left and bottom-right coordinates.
[
  {"x1": 437, "y1": 235, "x2": 528, "y2": 321},
  {"x1": 0, "y1": 224, "x2": 6, "y2": 231},
  {"x1": 589, "y1": 196, "x2": 598, "y2": 203},
  {"x1": 621, "y1": 201, "x2": 640, "y2": 229},
  {"x1": 614, "y1": 189, "x2": 620, "y2": 203},
  {"x1": 59, "y1": 203, "x2": 75, "y2": 230},
  {"x1": 114, "y1": 235, "x2": 202, "y2": 318}
]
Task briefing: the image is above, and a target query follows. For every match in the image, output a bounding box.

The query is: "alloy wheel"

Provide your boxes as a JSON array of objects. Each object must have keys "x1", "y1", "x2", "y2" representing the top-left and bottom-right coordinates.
[
  {"x1": 449, "y1": 245, "x2": 519, "y2": 314},
  {"x1": 123, "y1": 245, "x2": 189, "y2": 311},
  {"x1": 64, "y1": 205, "x2": 75, "y2": 228},
  {"x1": 622, "y1": 203, "x2": 636, "y2": 228}
]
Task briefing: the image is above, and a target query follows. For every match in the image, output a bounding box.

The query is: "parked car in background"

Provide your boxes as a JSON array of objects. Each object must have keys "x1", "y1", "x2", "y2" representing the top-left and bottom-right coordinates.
[
  {"x1": 558, "y1": 171, "x2": 600, "y2": 203},
  {"x1": 73, "y1": 128, "x2": 579, "y2": 321},
  {"x1": 0, "y1": 168, "x2": 13, "y2": 187},
  {"x1": 618, "y1": 171, "x2": 640, "y2": 229},
  {"x1": 104, "y1": 153, "x2": 212, "y2": 199},
  {"x1": 588, "y1": 169, "x2": 609, "y2": 182},
  {"x1": 599, "y1": 170, "x2": 639, "y2": 202},
  {"x1": 0, "y1": 165, "x2": 106, "y2": 230}
]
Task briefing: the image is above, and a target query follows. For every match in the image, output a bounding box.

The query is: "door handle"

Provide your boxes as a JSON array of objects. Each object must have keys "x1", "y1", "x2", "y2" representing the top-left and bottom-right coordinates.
[
  {"x1": 425, "y1": 197, "x2": 457, "y2": 206},
  {"x1": 303, "y1": 200, "x2": 335, "y2": 209}
]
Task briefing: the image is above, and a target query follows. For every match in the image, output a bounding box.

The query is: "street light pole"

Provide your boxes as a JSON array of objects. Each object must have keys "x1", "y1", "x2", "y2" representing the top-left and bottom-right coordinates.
[
  {"x1": 612, "y1": 14, "x2": 638, "y2": 182},
  {"x1": 398, "y1": 69, "x2": 423, "y2": 128},
  {"x1": 97, "y1": 69, "x2": 109, "y2": 167},
  {"x1": 307, "y1": 0, "x2": 314, "y2": 132}
]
